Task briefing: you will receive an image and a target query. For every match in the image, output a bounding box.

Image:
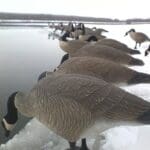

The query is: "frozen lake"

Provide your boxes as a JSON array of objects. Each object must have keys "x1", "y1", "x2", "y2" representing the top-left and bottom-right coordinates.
[
  {"x1": 0, "y1": 24, "x2": 150, "y2": 150},
  {"x1": 0, "y1": 26, "x2": 65, "y2": 143}
]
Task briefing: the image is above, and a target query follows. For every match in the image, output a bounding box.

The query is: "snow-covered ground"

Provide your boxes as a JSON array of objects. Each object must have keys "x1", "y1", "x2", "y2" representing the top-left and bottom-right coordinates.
[{"x1": 1, "y1": 24, "x2": 150, "y2": 150}]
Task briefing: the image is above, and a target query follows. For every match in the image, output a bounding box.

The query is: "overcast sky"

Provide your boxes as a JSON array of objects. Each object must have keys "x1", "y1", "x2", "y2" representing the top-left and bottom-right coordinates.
[{"x1": 0, "y1": 0, "x2": 149, "y2": 19}]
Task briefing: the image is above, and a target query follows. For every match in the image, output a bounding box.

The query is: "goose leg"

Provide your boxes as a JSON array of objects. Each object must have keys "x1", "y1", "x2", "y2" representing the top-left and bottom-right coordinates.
[
  {"x1": 67, "y1": 141, "x2": 80, "y2": 150},
  {"x1": 134, "y1": 42, "x2": 137, "y2": 49},
  {"x1": 80, "y1": 138, "x2": 89, "y2": 150}
]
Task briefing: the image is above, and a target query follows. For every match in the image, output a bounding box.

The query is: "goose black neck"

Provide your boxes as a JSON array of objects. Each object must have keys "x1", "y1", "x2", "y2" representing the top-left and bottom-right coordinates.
[
  {"x1": 86, "y1": 35, "x2": 98, "y2": 42},
  {"x1": 81, "y1": 23, "x2": 85, "y2": 35},
  {"x1": 59, "y1": 31, "x2": 70, "y2": 41},
  {"x1": 38, "y1": 71, "x2": 47, "y2": 81},
  {"x1": 60, "y1": 53, "x2": 69, "y2": 64},
  {"x1": 4, "y1": 92, "x2": 18, "y2": 124},
  {"x1": 68, "y1": 22, "x2": 75, "y2": 32}
]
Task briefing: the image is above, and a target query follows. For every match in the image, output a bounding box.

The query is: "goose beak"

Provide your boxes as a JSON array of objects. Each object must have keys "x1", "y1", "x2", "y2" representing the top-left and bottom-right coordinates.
[{"x1": 1, "y1": 120, "x2": 10, "y2": 137}]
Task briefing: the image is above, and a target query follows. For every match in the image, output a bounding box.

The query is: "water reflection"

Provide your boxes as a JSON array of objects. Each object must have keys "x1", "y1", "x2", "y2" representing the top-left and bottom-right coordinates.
[
  {"x1": 0, "y1": 27, "x2": 65, "y2": 144},
  {"x1": 48, "y1": 31, "x2": 60, "y2": 40}
]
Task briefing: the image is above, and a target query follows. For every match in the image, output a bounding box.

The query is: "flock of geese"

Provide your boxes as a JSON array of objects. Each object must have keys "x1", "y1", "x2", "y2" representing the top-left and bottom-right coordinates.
[{"x1": 2, "y1": 22, "x2": 150, "y2": 150}]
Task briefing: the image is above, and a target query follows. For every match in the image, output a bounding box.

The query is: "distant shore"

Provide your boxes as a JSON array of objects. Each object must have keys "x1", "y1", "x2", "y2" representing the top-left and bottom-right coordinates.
[{"x1": 0, "y1": 12, "x2": 150, "y2": 26}]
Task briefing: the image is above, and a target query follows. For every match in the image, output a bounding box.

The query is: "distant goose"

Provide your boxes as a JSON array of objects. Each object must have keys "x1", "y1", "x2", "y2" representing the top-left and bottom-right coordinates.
[
  {"x1": 2, "y1": 73, "x2": 150, "y2": 150},
  {"x1": 70, "y1": 44, "x2": 144, "y2": 66},
  {"x1": 76, "y1": 24, "x2": 108, "y2": 36},
  {"x1": 49, "y1": 22, "x2": 64, "y2": 32},
  {"x1": 125, "y1": 29, "x2": 150, "y2": 49},
  {"x1": 59, "y1": 31, "x2": 96, "y2": 53},
  {"x1": 38, "y1": 57, "x2": 150, "y2": 85},
  {"x1": 96, "y1": 38, "x2": 140, "y2": 54},
  {"x1": 72, "y1": 23, "x2": 106, "y2": 41},
  {"x1": 70, "y1": 22, "x2": 84, "y2": 39},
  {"x1": 49, "y1": 22, "x2": 75, "y2": 33}
]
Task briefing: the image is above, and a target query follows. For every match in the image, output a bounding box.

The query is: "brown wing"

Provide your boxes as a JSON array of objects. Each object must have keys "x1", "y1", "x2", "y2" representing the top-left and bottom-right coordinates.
[{"x1": 34, "y1": 74, "x2": 150, "y2": 123}]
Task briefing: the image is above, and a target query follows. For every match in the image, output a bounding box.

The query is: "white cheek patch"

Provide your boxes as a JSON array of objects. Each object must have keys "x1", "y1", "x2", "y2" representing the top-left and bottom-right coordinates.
[{"x1": 3, "y1": 118, "x2": 15, "y2": 131}]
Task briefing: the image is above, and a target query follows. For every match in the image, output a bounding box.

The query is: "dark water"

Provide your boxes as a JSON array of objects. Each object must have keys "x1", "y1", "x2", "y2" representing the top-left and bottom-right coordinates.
[{"x1": 0, "y1": 27, "x2": 65, "y2": 143}]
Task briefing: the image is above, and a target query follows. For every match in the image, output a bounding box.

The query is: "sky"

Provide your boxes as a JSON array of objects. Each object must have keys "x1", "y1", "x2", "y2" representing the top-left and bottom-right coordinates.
[{"x1": 0, "y1": 0, "x2": 149, "y2": 19}]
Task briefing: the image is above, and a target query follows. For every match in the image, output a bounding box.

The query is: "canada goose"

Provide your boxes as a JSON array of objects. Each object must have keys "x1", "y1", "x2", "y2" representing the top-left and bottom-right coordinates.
[
  {"x1": 50, "y1": 22, "x2": 64, "y2": 33},
  {"x1": 144, "y1": 45, "x2": 150, "y2": 56},
  {"x1": 78, "y1": 25, "x2": 108, "y2": 36},
  {"x1": 2, "y1": 73, "x2": 150, "y2": 150},
  {"x1": 63, "y1": 22, "x2": 75, "y2": 33},
  {"x1": 59, "y1": 31, "x2": 95, "y2": 53},
  {"x1": 38, "y1": 57, "x2": 150, "y2": 85},
  {"x1": 70, "y1": 44, "x2": 144, "y2": 66},
  {"x1": 49, "y1": 22, "x2": 75, "y2": 34},
  {"x1": 70, "y1": 23, "x2": 85, "y2": 39},
  {"x1": 78, "y1": 27, "x2": 107, "y2": 41},
  {"x1": 125, "y1": 29, "x2": 150, "y2": 49},
  {"x1": 72, "y1": 23, "x2": 106, "y2": 41},
  {"x1": 96, "y1": 38, "x2": 140, "y2": 54}
]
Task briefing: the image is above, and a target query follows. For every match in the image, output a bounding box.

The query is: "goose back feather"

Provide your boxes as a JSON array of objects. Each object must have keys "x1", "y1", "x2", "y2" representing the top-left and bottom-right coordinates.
[
  {"x1": 70, "y1": 45, "x2": 144, "y2": 66},
  {"x1": 96, "y1": 38, "x2": 140, "y2": 54}
]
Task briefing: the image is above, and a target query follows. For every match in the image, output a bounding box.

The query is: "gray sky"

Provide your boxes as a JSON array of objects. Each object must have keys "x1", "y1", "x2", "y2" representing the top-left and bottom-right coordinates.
[{"x1": 0, "y1": 0, "x2": 149, "y2": 19}]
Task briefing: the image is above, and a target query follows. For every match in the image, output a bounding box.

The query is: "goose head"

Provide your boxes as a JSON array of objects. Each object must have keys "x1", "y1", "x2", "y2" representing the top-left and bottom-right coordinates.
[
  {"x1": 125, "y1": 28, "x2": 136, "y2": 36},
  {"x1": 68, "y1": 22, "x2": 75, "y2": 32},
  {"x1": 2, "y1": 91, "x2": 34, "y2": 137},
  {"x1": 1, "y1": 91, "x2": 25, "y2": 137},
  {"x1": 59, "y1": 31, "x2": 71, "y2": 41}
]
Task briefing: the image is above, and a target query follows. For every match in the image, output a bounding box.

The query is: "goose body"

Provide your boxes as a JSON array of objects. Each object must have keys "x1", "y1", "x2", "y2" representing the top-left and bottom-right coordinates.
[
  {"x1": 55, "y1": 57, "x2": 150, "y2": 85},
  {"x1": 125, "y1": 29, "x2": 150, "y2": 49},
  {"x1": 96, "y1": 38, "x2": 140, "y2": 54},
  {"x1": 59, "y1": 31, "x2": 91, "y2": 53},
  {"x1": 39, "y1": 57, "x2": 150, "y2": 85},
  {"x1": 59, "y1": 39, "x2": 90, "y2": 53},
  {"x1": 70, "y1": 44, "x2": 144, "y2": 66},
  {"x1": 2, "y1": 74, "x2": 150, "y2": 149}
]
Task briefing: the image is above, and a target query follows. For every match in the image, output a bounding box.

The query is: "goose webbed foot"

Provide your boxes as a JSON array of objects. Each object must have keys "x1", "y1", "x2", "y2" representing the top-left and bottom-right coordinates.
[
  {"x1": 66, "y1": 139, "x2": 90, "y2": 150},
  {"x1": 66, "y1": 141, "x2": 80, "y2": 150},
  {"x1": 66, "y1": 147, "x2": 80, "y2": 150}
]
